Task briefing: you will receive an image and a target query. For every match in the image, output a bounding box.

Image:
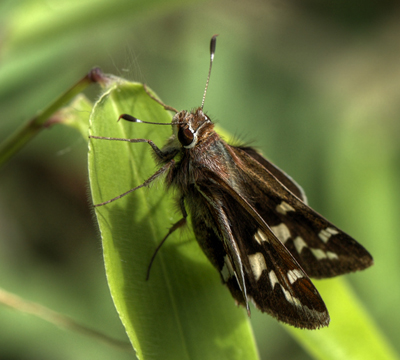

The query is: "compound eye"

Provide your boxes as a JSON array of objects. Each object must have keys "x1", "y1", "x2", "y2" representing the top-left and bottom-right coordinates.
[{"x1": 178, "y1": 126, "x2": 194, "y2": 146}]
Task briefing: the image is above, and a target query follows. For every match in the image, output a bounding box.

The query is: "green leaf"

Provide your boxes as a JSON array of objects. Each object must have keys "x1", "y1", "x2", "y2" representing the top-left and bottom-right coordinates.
[
  {"x1": 88, "y1": 80, "x2": 259, "y2": 360},
  {"x1": 87, "y1": 79, "x2": 398, "y2": 360},
  {"x1": 58, "y1": 94, "x2": 94, "y2": 138},
  {"x1": 288, "y1": 278, "x2": 399, "y2": 360}
]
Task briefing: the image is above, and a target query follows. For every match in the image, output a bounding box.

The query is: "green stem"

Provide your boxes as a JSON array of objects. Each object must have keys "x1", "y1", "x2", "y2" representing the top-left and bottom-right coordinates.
[
  {"x1": 0, "y1": 68, "x2": 107, "y2": 167},
  {"x1": 0, "y1": 287, "x2": 132, "y2": 351}
]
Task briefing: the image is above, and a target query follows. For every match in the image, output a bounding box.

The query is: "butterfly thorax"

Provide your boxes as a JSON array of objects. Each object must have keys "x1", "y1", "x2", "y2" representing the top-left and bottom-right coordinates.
[{"x1": 165, "y1": 108, "x2": 237, "y2": 193}]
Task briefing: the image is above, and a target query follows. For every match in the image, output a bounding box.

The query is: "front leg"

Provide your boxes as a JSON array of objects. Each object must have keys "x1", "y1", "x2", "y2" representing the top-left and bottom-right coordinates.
[
  {"x1": 89, "y1": 135, "x2": 175, "y2": 162},
  {"x1": 89, "y1": 133, "x2": 179, "y2": 206},
  {"x1": 92, "y1": 159, "x2": 176, "y2": 207}
]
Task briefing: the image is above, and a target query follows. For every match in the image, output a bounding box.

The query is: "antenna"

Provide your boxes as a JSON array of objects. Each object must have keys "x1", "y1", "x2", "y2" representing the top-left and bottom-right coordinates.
[{"x1": 201, "y1": 34, "x2": 218, "y2": 109}]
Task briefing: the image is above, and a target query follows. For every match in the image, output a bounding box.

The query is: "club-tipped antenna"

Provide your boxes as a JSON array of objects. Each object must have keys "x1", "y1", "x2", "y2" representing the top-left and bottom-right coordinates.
[
  {"x1": 201, "y1": 35, "x2": 218, "y2": 110},
  {"x1": 118, "y1": 114, "x2": 172, "y2": 125}
]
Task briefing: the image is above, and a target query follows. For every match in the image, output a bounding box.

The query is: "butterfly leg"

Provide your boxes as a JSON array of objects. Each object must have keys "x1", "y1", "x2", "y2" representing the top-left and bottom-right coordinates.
[
  {"x1": 92, "y1": 159, "x2": 175, "y2": 207},
  {"x1": 90, "y1": 135, "x2": 174, "y2": 162},
  {"x1": 90, "y1": 134, "x2": 178, "y2": 206},
  {"x1": 146, "y1": 197, "x2": 187, "y2": 280}
]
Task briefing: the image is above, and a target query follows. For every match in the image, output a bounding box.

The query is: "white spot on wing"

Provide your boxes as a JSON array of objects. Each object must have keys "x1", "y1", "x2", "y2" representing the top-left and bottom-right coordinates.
[
  {"x1": 293, "y1": 235, "x2": 340, "y2": 261},
  {"x1": 311, "y1": 248, "x2": 327, "y2": 260},
  {"x1": 248, "y1": 253, "x2": 267, "y2": 281},
  {"x1": 327, "y1": 227, "x2": 339, "y2": 235},
  {"x1": 269, "y1": 270, "x2": 279, "y2": 288},
  {"x1": 327, "y1": 251, "x2": 339, "y2": 260},
  {"x1": 276, "y1": 201, "x2": 295, "y2": 215},
  {"x1": 294, "y1": 236, "x2": 307, "y2": 254},
  {"x1": 287, "y1": 269, "x2": 303, "y2": 284},
  {"x1": 221, "y1": 263, "x2": 229, "y2": 281},
  {"x1": 281, "y1": 286, "x2": 301, "y2": 306},
  {"x1": 271, "y1": 223, "x2": 291, "y2": 243},
  {"x1": 254, "y1": 229, "x2": 269, "y2": 244},
  {"x1": 318, "y1": 227, "x2": 339, "y2": 243}
]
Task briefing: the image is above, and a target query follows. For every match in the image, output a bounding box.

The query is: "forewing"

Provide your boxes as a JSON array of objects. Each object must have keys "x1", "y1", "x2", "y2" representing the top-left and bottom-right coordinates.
[
  {"x1": 238, "y1": 146, "x2": 307, "y2": 203},
  {"x1": 230, "y1": 146, "x2": 373, "y2": 278},
  {"x1": 194, "y1": 178, "x2": 329, "y2": 329}
]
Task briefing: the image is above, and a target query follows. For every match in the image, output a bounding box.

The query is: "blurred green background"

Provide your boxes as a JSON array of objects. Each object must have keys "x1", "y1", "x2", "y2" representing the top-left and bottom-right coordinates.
[{"x1": 0, "y1": 0, "x2": 399, "y2": 359}]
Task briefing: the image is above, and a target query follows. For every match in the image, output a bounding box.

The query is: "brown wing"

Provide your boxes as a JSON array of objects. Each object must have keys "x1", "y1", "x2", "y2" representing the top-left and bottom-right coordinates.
[
  {"x1": 192, "y1": 171, "x2": 330, "y2": 329},
  {"x1": 238, "y1": 146, "x2": 307, "y2": 203},
  {"x1": 228, "y1": 145, "x2": 373, "y2": 278}
]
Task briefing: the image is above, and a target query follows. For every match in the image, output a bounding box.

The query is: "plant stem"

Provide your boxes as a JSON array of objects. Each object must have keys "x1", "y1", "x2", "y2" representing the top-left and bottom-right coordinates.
[
  {"x1": 0, "y1": 68, "x2": 107, "y2": 167},
  {"x1": 0, "y1": 287, "x2": 132, "y2": 351}
]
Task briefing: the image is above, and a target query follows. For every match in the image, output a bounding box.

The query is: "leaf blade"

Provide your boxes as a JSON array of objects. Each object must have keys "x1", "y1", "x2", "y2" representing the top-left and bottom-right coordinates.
[
  {"x1": 288, "y1": 278, "x2": 399, "y2": 360},
  {"x1": 88, "y1": 80, "x2": 259, "y2": 360}
]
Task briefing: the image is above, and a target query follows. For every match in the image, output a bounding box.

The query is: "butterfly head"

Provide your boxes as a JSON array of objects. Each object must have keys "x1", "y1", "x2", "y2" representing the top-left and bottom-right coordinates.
[{"x1": 172, "y1": 108, "x2": 212, "y2": 149}]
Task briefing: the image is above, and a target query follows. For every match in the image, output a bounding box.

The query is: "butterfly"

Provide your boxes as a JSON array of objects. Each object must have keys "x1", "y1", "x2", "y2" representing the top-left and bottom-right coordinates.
[{"x1": 90, "y1": 35, "x2": 373, "y2": 329}]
